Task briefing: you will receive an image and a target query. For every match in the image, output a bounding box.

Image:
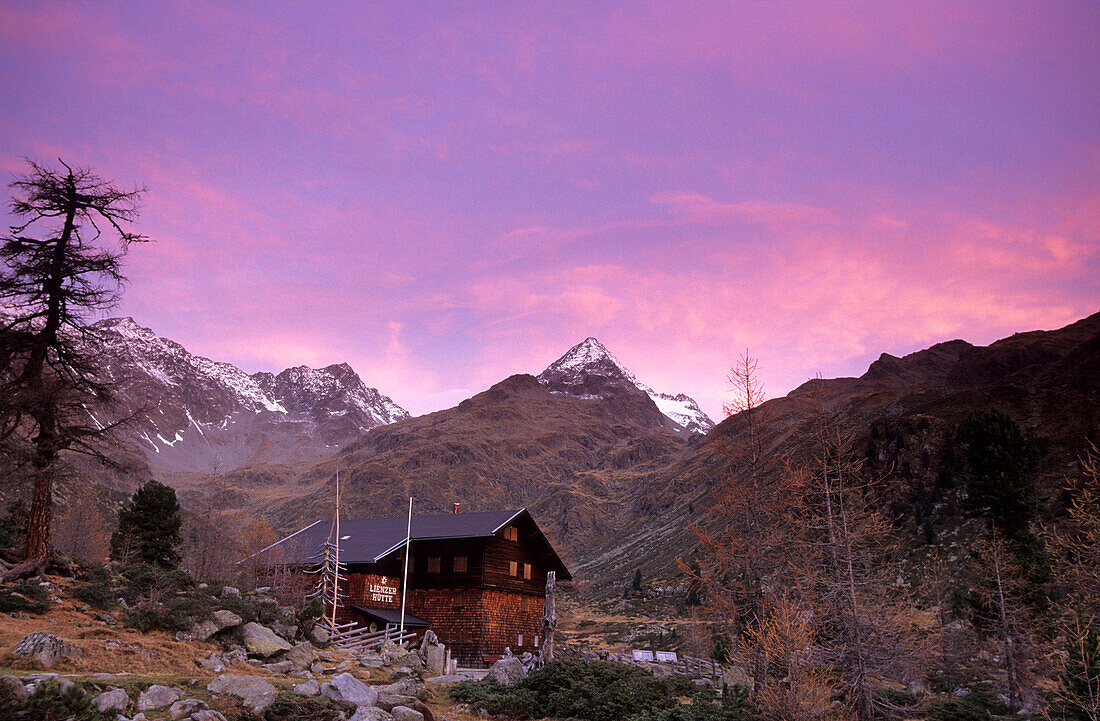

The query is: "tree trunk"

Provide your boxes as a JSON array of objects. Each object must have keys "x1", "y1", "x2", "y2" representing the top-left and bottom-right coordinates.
[
  {"x1": 539, "y1": 570, "x2": 557, "y2": 667},
  {"x1": 24, "y1": 462, "x2": 54, "y2": 559}
]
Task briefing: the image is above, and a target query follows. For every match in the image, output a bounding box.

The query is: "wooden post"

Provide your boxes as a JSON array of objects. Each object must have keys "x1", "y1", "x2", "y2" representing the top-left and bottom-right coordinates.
[{"x1": 538, "y1": 570, "x2": 556, "y2": 667}]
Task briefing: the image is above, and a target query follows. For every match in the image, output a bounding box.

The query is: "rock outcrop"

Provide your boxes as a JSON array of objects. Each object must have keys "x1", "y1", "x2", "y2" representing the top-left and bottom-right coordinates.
[{"x1": 12, "y1": 632, "x2": 82, "y2": 668}]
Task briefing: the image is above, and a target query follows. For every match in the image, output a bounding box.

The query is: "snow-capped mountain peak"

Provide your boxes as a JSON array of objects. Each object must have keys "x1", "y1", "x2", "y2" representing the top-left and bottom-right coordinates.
[
  {"x1": 539, "y1": 337, "x2": 641, "y2": 387},
  {"x1": 537, "y1": 338, "x2": 715, "y2": 434}
]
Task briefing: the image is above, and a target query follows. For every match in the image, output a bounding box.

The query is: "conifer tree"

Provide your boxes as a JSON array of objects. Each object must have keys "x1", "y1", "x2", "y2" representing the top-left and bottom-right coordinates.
[
  {"x1": 110, "y1": 480, "x2": 182, "y2": 568},
  {"x1": 959, "y1": 409, "x2": 1039, "y2": 540}
]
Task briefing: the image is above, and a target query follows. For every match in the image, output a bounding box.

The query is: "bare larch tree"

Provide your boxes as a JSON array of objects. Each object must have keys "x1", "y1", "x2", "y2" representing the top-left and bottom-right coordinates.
[{"x1": 0, "y1": 159, "x2": 147, "y2": 579}]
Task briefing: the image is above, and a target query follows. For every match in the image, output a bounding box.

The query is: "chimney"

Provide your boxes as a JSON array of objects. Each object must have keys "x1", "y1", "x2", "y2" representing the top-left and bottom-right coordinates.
[{"x1": 452, "y1": 502, "x2": 461, "y2": 514}]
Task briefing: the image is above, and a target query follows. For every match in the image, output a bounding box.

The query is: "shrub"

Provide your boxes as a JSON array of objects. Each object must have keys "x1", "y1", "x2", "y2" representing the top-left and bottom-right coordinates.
[
  {"x1": 451, "y1": 659, "x2": 760, "y2": 721},
  {"x1": 119, "y1": 564, "x2": 195, "y2": 602},
  {"x1": 925, "y1": 690, "x2": 1009, "y2": 721},
  {"x1": 0, "y1": 679, "x2": 111, "y2": 721},
  {"x1": 124, "y1": 593, "x2": 212, "y2": 633},
  {"x1": 260, "y1": 690, "x2": 350, "y2": 721},
  {"x1": 0, "y1": 500, "x2": 28, "y2": 550},
  {"x1": 0, "y1": 580, "x2": 51, "y2": 614},
  {"x1": 72, "y1": 564, "x2": 115, "y2": 609},
  {"x1": 644, "y1": 689, "x2": 758, "y2": 721},
  {"x1": 219, "y1": 591, "x2": 279, "y2": 625},
  {"x1": 297, "y1": 597, "x2": 324, "y2": 624}
]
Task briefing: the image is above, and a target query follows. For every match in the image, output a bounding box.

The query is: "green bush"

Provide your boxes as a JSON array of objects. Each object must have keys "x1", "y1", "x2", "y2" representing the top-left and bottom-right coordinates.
[
  {"x1": 297, "y1": 597, "x2": 324, "y2": 624},
  {"x1": 72, "y1": 564, "x2": 116, "y2": 609},
  {"x1": 646, "y1": 689, "x2": 757, "y2": 721},
  {"x1": 451, "y1": 659, "x2": 760, "y2": 721},
  {"x1": 0, "y1": 500, "x2": 28, "y2": 550},
  {"x1": 219, "y1": 591, "x2": 279, "y2": 624},
  {"x1": 119, "y1": 564, "x2": 195, "y2": 601},
  {"x1": 124, "y1": 593, "x2": 212, "y2": 633},
  {"x1": 0, "y1": 679, "x2": 111, "y2": 721},
  {"x1": 260, "y1": 690, "x2": 350, "y2": 721},
  {"x1": 924, "y1": 690, "x2": 1009, "y2": 721},
  {"x1": 0, "y1": 580, "x2": 51, "y2": 614}
]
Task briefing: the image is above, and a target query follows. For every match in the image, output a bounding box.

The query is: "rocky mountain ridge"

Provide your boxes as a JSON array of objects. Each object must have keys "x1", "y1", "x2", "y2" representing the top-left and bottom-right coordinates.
[{"x1": 88, "y1": 317, "x2": 409, "y2": 472}]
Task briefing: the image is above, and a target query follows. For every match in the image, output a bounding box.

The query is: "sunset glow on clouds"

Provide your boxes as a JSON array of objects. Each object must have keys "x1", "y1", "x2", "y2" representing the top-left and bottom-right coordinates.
[{"x1": 1, "y1": 1, "x2": 1097, "y2": 418}]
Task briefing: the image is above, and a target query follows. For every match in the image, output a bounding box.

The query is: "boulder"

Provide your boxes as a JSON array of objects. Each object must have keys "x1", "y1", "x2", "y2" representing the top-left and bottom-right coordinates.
[
  {"x1": 380, "y1": 641, "x2": 419, "y2": 667},
  {"x1": 309, "y1": 625, "x2": 329, "y2": 645},
  {"x1": 263, "y1": 661, "x2": 294, "y2": 675},
  {"x1": 374, "y1": 678, "x2": 429, "y2": 701},
  {"x1": 350, "y1": 707, "x2": 395, "y2": 721},
  {"x1": 221, "y1": 586, "x2": 240, "y2": 597},
  {"x1": 190, "y1": 620, "x2": 220, "y2": 642},
  {"x1": 320, "y1": 672, "x2": 378, "y2": 707},
  {"x1": 488, "y1": 656, "x2": 526, "y2": 686},
  {"x1": 377, "y1": 694, "x2": 435, "y2": 721},
  {"x1": 212, "y1": 609, "x2": 243, "y2": 630},
  {"x1": 92, "y1": 687, "x2": 129, "y2": 713},
  {"x1": 191, "y1": 711, "x2": 229, "y2": 721},
  {"x1": 206, "y1": 674, "x2": 277, "y2": 713},
  {"x1": 137, "y1": 685, "x2": 181, "y2": 711},
  {"x1": 424, "y1": 645, "x2": 446, "y2": 676},
  {"x1": 168, "y1": 698, "x2": 209, "y2": 718},
  {"x1": 238, "y1": 622, "x2": 292, "y2": 657},
  {"x1": 279, "y1": 642, "x2": 318, "y2": 672},
  {"x1": 391, "y1": 706, "x2": 425, "y2": 721},
  {"x1": 224, "y1": 648, "x2": 248, "y2": 665},
  {"x1": 198, "y1": 653, "x2": 225, "y2": 673},
  {"x1": 390, "y1": 666, "x2": 416, "y2": 679},
  {"x1": 0, "y1": 675, "x2": 28, "y2": 704},
  {"x1": 292, "y1": 679, "x2": 319, "y2": 696},
  {"x1": 12, "y1": 631, "x2": 82, "y2": 667}
]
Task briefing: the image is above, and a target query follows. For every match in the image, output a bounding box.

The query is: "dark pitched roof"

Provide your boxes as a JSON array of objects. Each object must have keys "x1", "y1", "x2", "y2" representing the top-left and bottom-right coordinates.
[{"x1": 250, "y1": 508, "x2": 571, "y2": 578}]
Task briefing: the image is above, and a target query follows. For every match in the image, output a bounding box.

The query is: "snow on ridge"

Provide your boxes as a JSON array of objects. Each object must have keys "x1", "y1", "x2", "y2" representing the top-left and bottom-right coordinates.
[
  {"x1": 266, "y1": 363, "x2": 411, "y2": 426},
  {"x1": 540, "y1": 336, "x2": 715, "y2": 433},
  {"x1": 93, "y1": 317, "x2": 287, "y2": 414}
]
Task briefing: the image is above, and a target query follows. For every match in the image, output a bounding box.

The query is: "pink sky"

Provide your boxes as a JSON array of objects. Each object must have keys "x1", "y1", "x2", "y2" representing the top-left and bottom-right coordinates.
[{"x1": 1, "y1": 1, "x2": 1097, "y2": 419}]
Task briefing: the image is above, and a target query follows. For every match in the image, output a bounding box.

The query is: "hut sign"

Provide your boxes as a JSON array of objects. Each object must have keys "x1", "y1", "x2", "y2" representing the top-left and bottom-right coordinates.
[{"x1": 370, "y1": 578, "x2": 398, "y2": 603}]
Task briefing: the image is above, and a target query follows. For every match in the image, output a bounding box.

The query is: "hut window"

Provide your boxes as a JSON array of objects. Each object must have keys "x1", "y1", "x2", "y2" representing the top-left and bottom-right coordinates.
[
  {"x1": 504, "y1": 526, "x2": 518, "y2": 542},
  {"x1": 535, "y1": 635, "x2": 540, "y2": 647},
  {"x1": 427, "y1": 556, "x2": 441, "y2": 574},
  {"x1": 518, "y1": 633, "x2": 524, "y2": 646},
  {"x1": 523, "y1": 562, "x2": 532, "y2": 580},
  {"x1": 509, "y1": 561, "x2": 518, "y2": 577},
  {"x1": 453, "y1": 555, "x2": 467, "y2": 573}
]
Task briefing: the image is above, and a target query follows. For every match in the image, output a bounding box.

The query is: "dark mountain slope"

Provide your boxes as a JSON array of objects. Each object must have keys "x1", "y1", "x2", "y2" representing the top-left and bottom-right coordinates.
[{"x1": 266, "y1": 373, "x2": 688, "y2": 562}]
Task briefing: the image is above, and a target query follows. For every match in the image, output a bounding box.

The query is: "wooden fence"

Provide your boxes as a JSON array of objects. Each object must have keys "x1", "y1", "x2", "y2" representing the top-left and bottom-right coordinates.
[
  {"x1": 557, "y1": 643, "x2": 723, "y2": 683},
  {"x1": 328, "y1": 622, "x2": 417, "y2": 652}
]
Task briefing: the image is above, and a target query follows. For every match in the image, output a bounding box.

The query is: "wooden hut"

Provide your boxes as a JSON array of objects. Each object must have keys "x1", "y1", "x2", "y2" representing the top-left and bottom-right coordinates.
[{"x1": 260, "y1": 508, "x2": 570, "y2": 666}]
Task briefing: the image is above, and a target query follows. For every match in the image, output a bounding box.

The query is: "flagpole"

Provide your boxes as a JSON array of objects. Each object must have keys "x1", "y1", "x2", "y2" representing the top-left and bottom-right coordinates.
[
  {"x1": 330, "y1": 467, "x2": 341, "y2": 628},
  {"x1": 399, "y1": 496, "x2": 412, "y2": 635}
]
